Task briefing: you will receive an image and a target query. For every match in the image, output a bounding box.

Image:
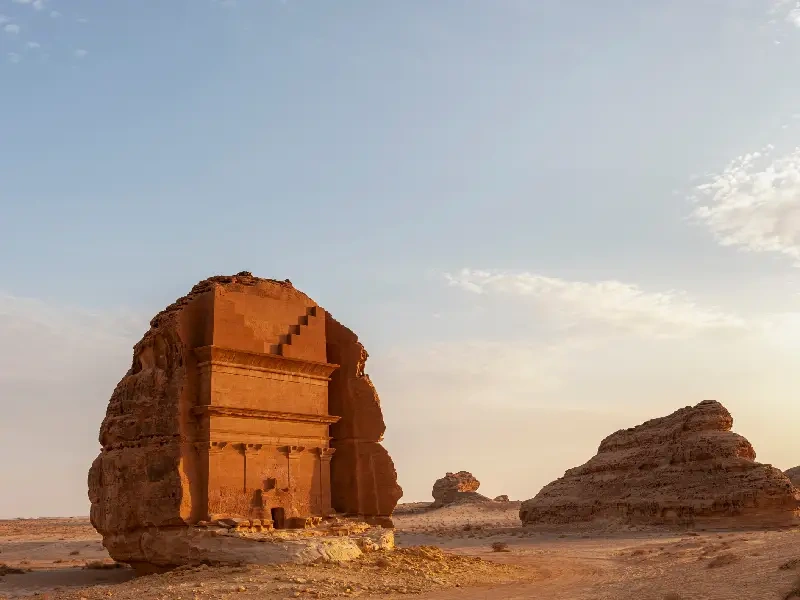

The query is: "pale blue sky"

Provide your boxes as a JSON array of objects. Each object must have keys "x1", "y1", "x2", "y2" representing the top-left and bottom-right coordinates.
[{"x1": 3, "y1": 1, "x2": 800, "y2": 517}]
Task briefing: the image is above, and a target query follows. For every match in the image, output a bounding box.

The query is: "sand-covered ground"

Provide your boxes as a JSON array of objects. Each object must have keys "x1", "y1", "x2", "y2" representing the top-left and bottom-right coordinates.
[{"x1": 3, "y1": 505, "x2": 800, "y2": 599}]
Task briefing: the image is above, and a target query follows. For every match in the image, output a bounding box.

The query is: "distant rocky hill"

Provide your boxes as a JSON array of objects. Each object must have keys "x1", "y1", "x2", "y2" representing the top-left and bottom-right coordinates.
[
  {"x1": 520, "y1": 400, "x2": 799, "y2": 529},
  {"x1": 784, "y1": 466, "x2": 800, "y2": 487}
]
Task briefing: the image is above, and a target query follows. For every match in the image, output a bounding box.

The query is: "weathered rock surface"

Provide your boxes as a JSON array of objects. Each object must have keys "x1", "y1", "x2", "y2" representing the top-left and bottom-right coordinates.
[
  {"x1": 88, "y1": 273, "x2": 402, "y2": 570},
  {"x1": 784, "y1": 466, "x2": 800, "y2": 488},
  {"x1": 494, "y1": 495, "x2": 510, "y2": 503},
  {"x1": 107, "y1": 527, "x2": 394, "y2": 574},
  {"x1": 520, "y1": 400, "x2": 799, "y2": 529},
  {"x1": 432, "y1": 472, "x2": 481, "y2": 507}
]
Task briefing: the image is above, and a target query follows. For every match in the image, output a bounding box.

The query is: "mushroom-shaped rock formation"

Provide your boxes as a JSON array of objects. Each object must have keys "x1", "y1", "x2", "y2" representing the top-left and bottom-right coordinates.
[
  {"x1": 431, "y1": 471, "x2": 484, "y2": 507},
  {"x1": 88, "y1": 273, "x2": 402, "y2": 572},
  {"x1": 520, "y1": 400, "x2": 799, "y2": 529}
]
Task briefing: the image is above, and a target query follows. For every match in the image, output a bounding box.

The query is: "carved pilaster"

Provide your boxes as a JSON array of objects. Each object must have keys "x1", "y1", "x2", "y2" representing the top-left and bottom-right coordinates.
[
  {"x1": 315, "y1": 447, "x2": 335, "y2": 514},
  {"x1": 281, "y1": 446, "x2": 305, "y2": 494}
]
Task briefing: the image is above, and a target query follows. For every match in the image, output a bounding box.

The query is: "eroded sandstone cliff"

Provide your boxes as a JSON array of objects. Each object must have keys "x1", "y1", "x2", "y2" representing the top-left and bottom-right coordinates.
[{"x1": 519, "y1": 400, "x2": 799, "y2": 529}]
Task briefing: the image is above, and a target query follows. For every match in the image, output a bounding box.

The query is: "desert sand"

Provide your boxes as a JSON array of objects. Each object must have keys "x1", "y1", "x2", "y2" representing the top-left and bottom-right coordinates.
[{"x1": 4, "y1": 504, "x2": 800, "y2": 599}]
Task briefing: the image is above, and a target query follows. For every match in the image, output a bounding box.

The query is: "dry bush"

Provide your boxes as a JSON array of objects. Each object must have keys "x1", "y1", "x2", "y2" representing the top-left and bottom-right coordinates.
[
  {"x1": 0, "y1": 564, "x2": 27, "y2": 576},
  {"x1": 781, "y1": 558, "x2": 800, "y2": 571},
  {"x1": 707, "y1": 553, "x2": 740, "y2": 569},
  {"x1": 491, "y1": 542, "x2": 510, "y2": 552},
  {"x1": 85, "y1": 560, "x2": 124, "y2": 570}
]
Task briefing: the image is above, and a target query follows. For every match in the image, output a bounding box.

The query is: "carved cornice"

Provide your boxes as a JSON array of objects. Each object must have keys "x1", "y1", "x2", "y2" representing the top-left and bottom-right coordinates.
[
  {"x1": 194, "y1": 345, "x2": 339, "y2": 381},
  {"x1": 192, "y1": 405, "x2": 340, "y2": 425}
]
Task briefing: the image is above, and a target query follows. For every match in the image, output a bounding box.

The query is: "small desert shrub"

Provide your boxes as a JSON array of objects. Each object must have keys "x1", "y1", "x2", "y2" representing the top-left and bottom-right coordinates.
[
  {"x1": 781, "y1": 558, "x2": 800, "y2": 571},
  {"x1": 0, "y1": 564, "x2": 27, "y2": 576},
  {"x1": 707, "y1": 553, "x2": 739, "y2": 569},
  {"x1": 491, "y1": 542, "x2": 510, "y2": 552},
  {"x1": 85, "y1": 561, "x2": 124, "y2": 570}
]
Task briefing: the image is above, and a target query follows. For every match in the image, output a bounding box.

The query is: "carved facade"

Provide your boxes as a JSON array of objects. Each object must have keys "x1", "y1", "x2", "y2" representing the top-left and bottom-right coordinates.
[{"x1": 89, "y1": 273, "x2": 402, "y2": 563}]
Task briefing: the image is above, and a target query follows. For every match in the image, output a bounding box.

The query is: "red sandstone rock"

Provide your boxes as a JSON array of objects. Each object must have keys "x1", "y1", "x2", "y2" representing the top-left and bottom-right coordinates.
[
  {"x1": 519, "y1": 400, "x2": 799, "y2": 529},
  {"x1": 432, "y1": 472, "x2": 481, "y2": 507},
  {"x1": 88, "y1": 274, "x2": 402, "y2": 570}
]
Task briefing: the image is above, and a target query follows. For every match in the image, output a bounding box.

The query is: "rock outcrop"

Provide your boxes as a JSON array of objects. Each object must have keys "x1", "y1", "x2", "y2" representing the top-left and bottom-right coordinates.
[
  {"x1": 432, "y1": 472, "x2": 482, "y2": 507},
  {"x1": 785, "y1": 466, "x2": 800, "y2": 488},
  {"x1": 493, "y1": 495, "x2": 510, "y2": 503},
  {"x1": 520, "y1": 400, "x2": 799, "y2": 529},
  {"x1": 88, "y1": 273, "x2": 402, "y2": 571}
]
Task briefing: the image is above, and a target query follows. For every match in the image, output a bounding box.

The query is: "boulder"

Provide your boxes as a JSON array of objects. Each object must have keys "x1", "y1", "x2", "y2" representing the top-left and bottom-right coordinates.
[
  {"x1": 520, "y1": 400, "x2": 799, "y2": 529},
  {"x1": 493, "y1": 495, "x2": 510, "y2": 503},
  {"x1": 432, "y1": 471, "x2": 481, "y2": 507}
]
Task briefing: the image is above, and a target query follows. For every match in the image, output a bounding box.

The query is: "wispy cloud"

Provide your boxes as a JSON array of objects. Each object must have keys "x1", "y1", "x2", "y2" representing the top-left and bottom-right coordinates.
[
  {"x1": 691, "y1": 146, "x2": 800, "y2": 263},
  {"x1": 769, "y1": 0, "x2": 800, "y2": 29},
  {"x1": 444, "y1": 269, "x2": 746, "y2": 339},
  {"x1": 1, "y1": 2, "x2": 87, "y2": 65},
  {"x1": 12, "y1": 0, "x2": 45, "y2": 10}
]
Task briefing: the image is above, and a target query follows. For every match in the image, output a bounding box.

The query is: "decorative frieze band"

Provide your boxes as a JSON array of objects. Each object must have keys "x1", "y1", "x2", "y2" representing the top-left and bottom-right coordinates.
[
  {"x1": 192, "y1": 405, "x2": 340, "y2": 425},
  {"x1": 194, "y1": 345, "x2": 339, "y2": 381},
  {"x1": 196, "y1": 440, "x2": 334, "y2": 457}
]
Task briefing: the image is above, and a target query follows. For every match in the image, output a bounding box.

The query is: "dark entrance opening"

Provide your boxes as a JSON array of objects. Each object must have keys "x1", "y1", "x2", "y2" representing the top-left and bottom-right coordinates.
[{"x1": 271, "y1": 507, "x2": 285, "y2": 529}]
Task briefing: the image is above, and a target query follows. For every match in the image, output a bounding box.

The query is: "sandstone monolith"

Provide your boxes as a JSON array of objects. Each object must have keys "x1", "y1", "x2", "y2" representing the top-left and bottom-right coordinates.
[
  {"x1": 432, "y1": 471, "x2": 482, "y2": 507},
  {"x1": 520, "y1": 400, "x2": 799, "y2": 529},
  {"x1": 88, "y1": 273, "x2": 402, "y2": 571}
]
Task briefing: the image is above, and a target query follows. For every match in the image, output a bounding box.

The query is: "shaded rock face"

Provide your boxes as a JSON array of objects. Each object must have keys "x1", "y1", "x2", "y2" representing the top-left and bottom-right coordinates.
[
  {"x1": 520, "y1": 400, "x2": 799, "y2": 529},
  {"x1": 784, "y1": 467, "x2": 800, "y2": 488},
  {"x1": 432, "y1": 472, "x2": 481, "y2": 507},
  {"x1": 88, "y1": 274, "x2": 402, "y2": 570}
]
